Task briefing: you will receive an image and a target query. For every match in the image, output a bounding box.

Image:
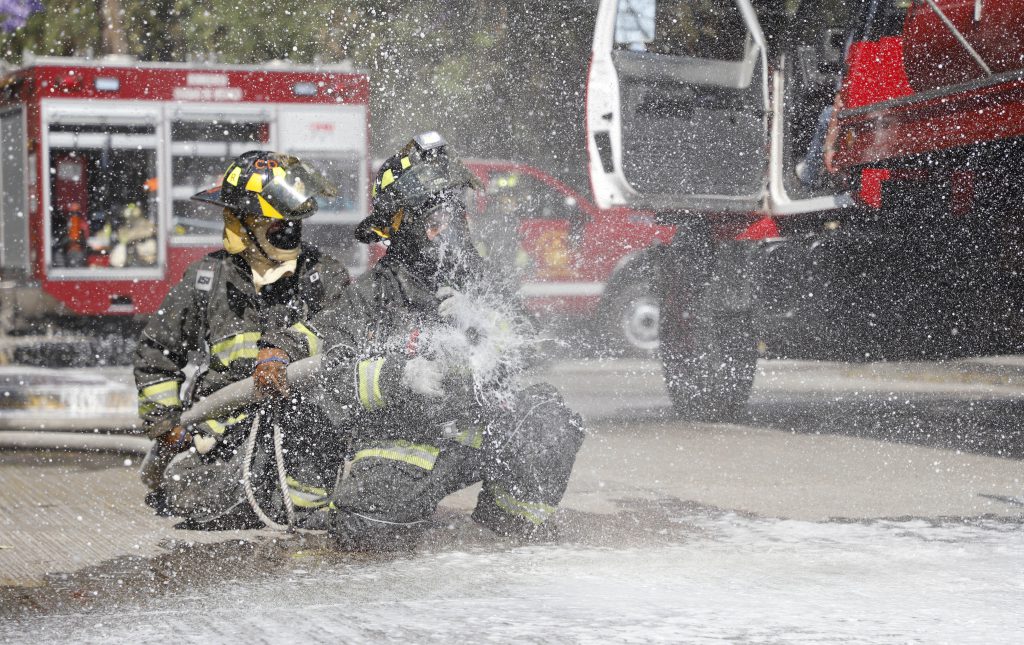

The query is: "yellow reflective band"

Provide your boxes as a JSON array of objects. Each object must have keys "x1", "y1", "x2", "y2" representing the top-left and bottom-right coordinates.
[
  {"x1": 200, "y1": 412, "x2": 249, "y2": 436},
  {"x1": 370, "y1": 227, "x2": 389, "y2": 240},
  {"x1": 290, "y1": 322, "x2": 319, "y2": 356},
  {"x1": 286, "y1": 476, "x2": 327, "y2": 496},
  {"x1": 140, "y1": 380, "x2": 180, "y2": 398},
  {"x1": 285, "y1": 476, "x2": 329, "y2": 508},
  {"x1": 390, "y1": 209, "x2": 404, "y2": 234},
  {"x1": 245, "y1": 173, "x2": 263, "y2": 193},
  {"x1": 454, "y1": 427, "x2": 484, "y2": 449},
  {"x1": 352, "y1": 441, "x2": 439, "y2": 471},
  {"x1": 211, "y1": 332, "x2": 261, "y2": 367},
  {"x1": 290, "y1": 494, "x2": 329, "y2": 509},
  {"x1": 138, "y1": 380, "x2": 182, "y2": 416},
  {"x1": 357, "y1": 357, "x2": 385, "y2": 410},
  {"x1": 490, "y1": 484, "x2": 556, "y2": 526},
  {"x1": 400, "y1": 156, "x2": 411, "y2": 169},
  {"x1": 380, "y1": 168, "x2": 395, "y2": 189},
  {"x1": 272, "y1": 166, "x2": 286, "y2": 179},
  {"x1": 257, "y1": 194, "x2": 283, "y2": 219},
  {"x1": 226, "y1": 166, "x2": 242, "y2": 186}
]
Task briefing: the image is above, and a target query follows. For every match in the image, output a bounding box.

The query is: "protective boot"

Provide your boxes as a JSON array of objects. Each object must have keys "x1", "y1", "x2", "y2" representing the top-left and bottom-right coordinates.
[{"x1": 473, "y1": 384, "x2": 585, "y2": 538}]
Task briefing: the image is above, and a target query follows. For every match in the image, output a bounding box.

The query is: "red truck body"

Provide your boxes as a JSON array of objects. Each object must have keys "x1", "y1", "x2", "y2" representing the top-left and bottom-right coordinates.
[{"x1": 829, "y1": 0, "x2": 1024, "y2": 174}]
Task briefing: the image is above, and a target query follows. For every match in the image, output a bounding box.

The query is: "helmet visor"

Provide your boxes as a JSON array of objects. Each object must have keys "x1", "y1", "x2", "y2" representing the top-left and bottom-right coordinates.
[
  {"x1": 259, "y1": 155, "x2": 339, "y2": 219},
  {"x1": 392, "y1": 159, "x2": 479, "y2": 212},
  {"x1": 424, "y1": 201, "x2": 460, "y2": 241}
]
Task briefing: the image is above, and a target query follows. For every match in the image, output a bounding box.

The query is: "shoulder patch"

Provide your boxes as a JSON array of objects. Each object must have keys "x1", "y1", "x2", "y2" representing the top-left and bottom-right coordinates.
[{"x1": 195, "y1": 269, "x2": 215, "y2": 292}]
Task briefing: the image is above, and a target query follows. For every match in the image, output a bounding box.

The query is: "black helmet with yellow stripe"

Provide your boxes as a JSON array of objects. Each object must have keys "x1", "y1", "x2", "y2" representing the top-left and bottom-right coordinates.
[
  {"x1": 191, "y1": 150, "x2": 337, "y2": 221},
  {"x1": 355, "y1": 132, "x2": 481, "y2": 244}
]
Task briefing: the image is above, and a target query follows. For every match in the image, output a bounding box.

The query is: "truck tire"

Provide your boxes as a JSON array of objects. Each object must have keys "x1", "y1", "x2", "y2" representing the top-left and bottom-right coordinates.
[
  {"x1": 659, "y1": 244, "x2": 757, "y2": 421},
  {"x1": 600, "y1": 270, "x2": 660, "y2": 357}
]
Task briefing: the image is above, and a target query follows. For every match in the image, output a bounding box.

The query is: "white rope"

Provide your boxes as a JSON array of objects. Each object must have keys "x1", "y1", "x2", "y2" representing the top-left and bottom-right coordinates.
[
  {"x1": 241, "y1": 412, "x2": 289, "y2": 531},
  {"x1": 272, "y1": 417, "x2": 298, "y2": 529}
]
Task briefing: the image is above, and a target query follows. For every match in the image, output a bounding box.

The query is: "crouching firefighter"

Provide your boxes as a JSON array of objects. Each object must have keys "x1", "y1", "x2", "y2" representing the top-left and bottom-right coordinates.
[
  {"x1": 134, "y1": 151, "x2": 350, "y2": 529},
  {"x1": 259, "y1": 132, "x2": 585, "y2": 548}
]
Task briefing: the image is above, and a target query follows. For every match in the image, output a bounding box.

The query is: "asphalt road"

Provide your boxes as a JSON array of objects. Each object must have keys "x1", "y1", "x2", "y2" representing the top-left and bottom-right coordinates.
[{"x1": 2, "y1": 357, "x2": 1023, "y2": 643}]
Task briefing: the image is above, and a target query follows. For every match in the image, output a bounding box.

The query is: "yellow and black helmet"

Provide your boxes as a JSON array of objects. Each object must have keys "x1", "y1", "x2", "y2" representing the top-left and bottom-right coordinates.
[
  {"x1": 355, "y1": 132, "x2": 481, "y2": 243},
  {"x1": 191, "y1": 150, "x2": 337, "y2": 221}
]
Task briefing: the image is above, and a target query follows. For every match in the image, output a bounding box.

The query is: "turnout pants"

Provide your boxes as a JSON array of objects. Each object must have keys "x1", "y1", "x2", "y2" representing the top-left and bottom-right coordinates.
[
  {"x1": 162, "y1": 401, "x2": 346, "y2": 530},
  {"x1": 329, "y1": 384, "x2": 585, "y2": 549}
]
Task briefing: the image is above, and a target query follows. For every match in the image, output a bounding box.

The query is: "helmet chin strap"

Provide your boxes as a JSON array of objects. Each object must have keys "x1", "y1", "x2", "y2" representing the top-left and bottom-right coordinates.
[{"x1": 239, "y1": 218, "x2": 277, "y2": 264}]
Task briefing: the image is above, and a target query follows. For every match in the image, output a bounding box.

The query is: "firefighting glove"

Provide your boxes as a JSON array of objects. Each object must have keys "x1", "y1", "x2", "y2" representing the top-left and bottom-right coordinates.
[
  {"x1": 254, "y1": 347, "x2": 290, "y2": 398},
  {"x1": 400, "y1": 356, "x2": 445, "y2": 398}
]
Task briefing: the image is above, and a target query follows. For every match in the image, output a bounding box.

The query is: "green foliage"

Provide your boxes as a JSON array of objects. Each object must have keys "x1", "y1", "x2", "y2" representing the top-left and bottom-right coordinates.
[{"x1": 2, "y1": 1, "x2": 103, "y2": 60}]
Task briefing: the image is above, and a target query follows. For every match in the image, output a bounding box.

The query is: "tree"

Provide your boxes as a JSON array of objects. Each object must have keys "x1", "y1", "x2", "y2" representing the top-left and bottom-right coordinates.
[{"x1": 2, "y1": 1, "x2": 597, "y2": 189}]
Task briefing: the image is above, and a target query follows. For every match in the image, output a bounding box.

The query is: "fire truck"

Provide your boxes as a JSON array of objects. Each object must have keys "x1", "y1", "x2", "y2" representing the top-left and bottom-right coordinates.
[
  {"x1": 0, "y1": 56, "x2": 369, "y2": 354},
  {"x1": 587, "y1": 0, "x2": 1024, "y2": 418}
]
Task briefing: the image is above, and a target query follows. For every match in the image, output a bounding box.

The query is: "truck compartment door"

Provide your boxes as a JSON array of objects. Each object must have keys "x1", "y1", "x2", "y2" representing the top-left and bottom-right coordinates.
[
  {"x1": 169, "y1": 107, "x2": 273, "y2": 241},
  {"x1": 0, "y1": 107, "x2": 29, "y2": 273},
  {"x1": 588, "y1": 0, "x2": 768, "y2": 212},
  {"x1": 42, "y1": 105, "x2": 164, "y2": 278},
  {"x1": 277, "y1": 105, "x2": 369, "y2": 275}
]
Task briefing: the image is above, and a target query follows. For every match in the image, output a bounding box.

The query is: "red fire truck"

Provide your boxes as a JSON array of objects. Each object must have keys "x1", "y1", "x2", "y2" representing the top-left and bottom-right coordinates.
[
  {"x1": 587, "y1": 0, "x2": 1024, "y2": 418},
  {"x1": 0, "y1": 56, "x2": 369, "y2": 344}
]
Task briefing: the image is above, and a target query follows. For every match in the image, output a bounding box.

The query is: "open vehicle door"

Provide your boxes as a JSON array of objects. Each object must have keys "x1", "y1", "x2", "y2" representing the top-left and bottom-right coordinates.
[{"x1": 587, "y1": 0, "x2": 769, "y2": 213}]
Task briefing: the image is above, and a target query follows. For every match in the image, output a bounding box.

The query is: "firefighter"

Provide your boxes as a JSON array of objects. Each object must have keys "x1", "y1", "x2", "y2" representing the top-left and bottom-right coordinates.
[
  {"x1": 260, "y1": 132, "x2": 585, "y2": 548},
  {"x1": 135, "y1": 150, "x2": 350, "y2": 529}
]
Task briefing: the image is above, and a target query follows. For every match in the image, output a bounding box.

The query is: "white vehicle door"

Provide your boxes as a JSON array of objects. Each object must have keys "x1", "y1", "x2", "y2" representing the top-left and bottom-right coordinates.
[{"x1": 587, "y1": 0, "x2": 769, "y2": 212}]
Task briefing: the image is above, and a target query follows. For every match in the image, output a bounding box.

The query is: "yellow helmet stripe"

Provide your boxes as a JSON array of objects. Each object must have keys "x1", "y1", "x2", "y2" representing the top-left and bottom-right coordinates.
[
  {"x1": 257, "y1": 194, "x2": 284, "y2": 219},
  {"x1": 245, "y1": 173, "x2": 263, "y2": 193}
]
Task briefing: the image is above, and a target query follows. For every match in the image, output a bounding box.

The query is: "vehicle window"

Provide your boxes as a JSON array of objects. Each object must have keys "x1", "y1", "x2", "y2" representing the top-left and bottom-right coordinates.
[
  {"x1": 288, "y1": 153, "x2": 362, "y2": 218},
  {"x1": 46, "y1": 123, "x2": 159, "y2": 271},
  {"x1": 615, "y1": 0, "x2": 749, "y2": 61},
  {"x1": 484, "y1": 171, "x2": 581, "y2": 222},
  {"x1": 170, "y1": 117, "x2": 270, "y2": 239}
]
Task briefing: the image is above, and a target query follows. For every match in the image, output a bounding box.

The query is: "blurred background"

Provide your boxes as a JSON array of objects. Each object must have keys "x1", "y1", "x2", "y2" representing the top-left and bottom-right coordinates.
[{"x1": 1, "y1": 0, "x2": 598, "y2": 189}]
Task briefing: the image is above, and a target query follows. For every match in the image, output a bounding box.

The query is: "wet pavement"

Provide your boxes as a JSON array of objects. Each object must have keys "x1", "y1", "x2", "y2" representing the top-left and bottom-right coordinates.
[{"x1": 2, "y1": 358, "x2": 1023, "y2": 642}]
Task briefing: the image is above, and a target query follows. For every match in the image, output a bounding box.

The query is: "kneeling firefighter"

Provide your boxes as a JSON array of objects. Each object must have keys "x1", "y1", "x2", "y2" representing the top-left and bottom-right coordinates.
[
  {"x1": 260, "y1": 132, "x2": 585, "y2": 548},
  {"x1": 134, "y1": 150, "x2": 350, "y2": 529}
]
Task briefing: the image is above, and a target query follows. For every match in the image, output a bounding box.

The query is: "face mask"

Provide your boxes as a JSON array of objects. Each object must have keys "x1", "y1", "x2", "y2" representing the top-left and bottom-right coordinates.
[
  {"x1": 267, "y1": 219, "x2": 302, "y2": 250},
  {"x1": 246, "y1": 217, "x2": 301, "y2": 263}
]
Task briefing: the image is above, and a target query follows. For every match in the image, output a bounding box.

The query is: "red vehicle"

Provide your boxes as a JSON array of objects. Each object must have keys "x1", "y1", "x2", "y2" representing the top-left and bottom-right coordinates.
[
  {"x1": 466, "y1": 160, "x2": 680, "y2": 355},
  {"x1": 0, "y1": 56, "x2": 369, "y2": 338},
  {"x1": 368, "y1": 159, "x2": 677, "y2": 355},
  {"x1": 587, "y1": 0, "x2": 1024, "y2": 417}
]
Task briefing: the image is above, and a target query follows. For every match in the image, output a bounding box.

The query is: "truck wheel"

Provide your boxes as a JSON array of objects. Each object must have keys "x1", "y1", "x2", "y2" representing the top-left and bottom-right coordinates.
[
  {"x1": 659, "y1": 270, "x2": 757, "y2": 421},
  {"x1": 601, "y1": 275, "x2": 660, "y2": 357}
]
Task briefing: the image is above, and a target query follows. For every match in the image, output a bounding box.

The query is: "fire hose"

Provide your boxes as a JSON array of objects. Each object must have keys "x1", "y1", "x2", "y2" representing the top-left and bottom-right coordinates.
[{"x1": 180, "y1": 355, "x2": 324, "y2": 531}]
